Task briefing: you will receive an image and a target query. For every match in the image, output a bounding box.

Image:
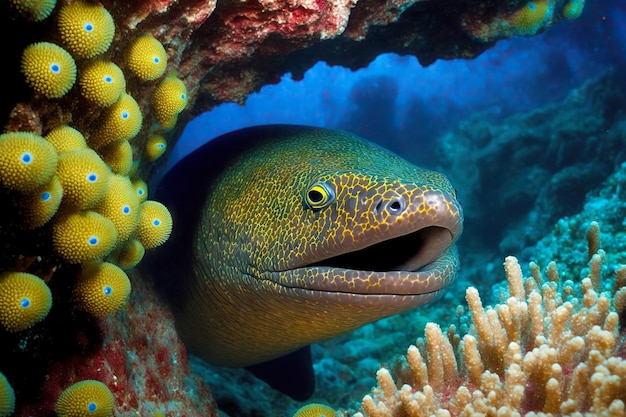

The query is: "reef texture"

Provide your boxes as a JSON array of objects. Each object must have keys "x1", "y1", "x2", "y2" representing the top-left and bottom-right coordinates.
[
  {"x1": 353, "y1": 221, "x2": 626, "y2": 416},
  {"x1": 0, "y1": 0, "x2": 587, "y2": 416},
  {"x1": 436, "y1": 69, "x2": 626, "y2": 269}
]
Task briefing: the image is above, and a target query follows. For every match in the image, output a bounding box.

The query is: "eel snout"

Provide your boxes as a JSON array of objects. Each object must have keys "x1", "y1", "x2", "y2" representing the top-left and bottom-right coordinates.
[{"x1": 282, "y1": 188, "x2": 463, "y2": 297}]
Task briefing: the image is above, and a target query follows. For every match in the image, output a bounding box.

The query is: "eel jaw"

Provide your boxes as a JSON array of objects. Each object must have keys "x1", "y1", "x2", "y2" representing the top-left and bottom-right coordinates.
[{"x1": 271, "y1": 227, "x2": 460, "y2": 297}]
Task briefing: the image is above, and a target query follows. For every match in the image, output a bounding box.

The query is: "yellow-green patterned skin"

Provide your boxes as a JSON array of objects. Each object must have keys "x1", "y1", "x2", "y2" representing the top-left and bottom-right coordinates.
[{"x1": 152, "y1": 125, "x2": 463, "y2": 367}]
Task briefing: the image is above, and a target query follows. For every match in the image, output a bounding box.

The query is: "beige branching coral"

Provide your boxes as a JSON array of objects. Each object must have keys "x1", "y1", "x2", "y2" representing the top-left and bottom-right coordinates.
[{"x1": 356, "y1": 222, "x2": 626, "y2": 417}]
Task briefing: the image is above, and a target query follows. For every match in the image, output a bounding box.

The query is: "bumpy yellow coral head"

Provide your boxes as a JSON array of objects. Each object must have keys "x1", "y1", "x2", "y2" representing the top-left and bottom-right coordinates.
[
  {"x1": 144, "y1": 134, "x2": 167, "y2": 161},
  {"x1": 136, "y1": 200, "x2": 172, "y2": 249},
  {"x1": 79, "y1": 60, "x2": 126, "y2": 107},
  {"x1": 0, "y1": 131, "x2": 58, "y2": 192},
  {"x1": 563, "y1": 0, "x2": 585, "y2": 20},
  {"x1": 74, "y1": 262, "x2": 131, "y2": 317},
  {"x1": 52, "y1": 211, "x2": 118, "y2": 264},
  {"x1": 293, "y1": 403, "x2": 336, "y2": 417},
  {"x1": 90, "y1": 93, "x2": 143, "y2": 148},
  {"x1": 97, "y1": 140, "x2": 133, "y2": 175},
  {"x1": 21, "y1": 42, "x2": 76, "y2": 98},
  {"x1": 111, "y1": 239, "x2": 145, "y2": 270},
  {"x1": 0, "y1": 372, "x2": 15, "y2": 417},
  {"x1": 510, "y1": 0, "x2": 550, "y2": 35},
  {"x1": 125, "y1": 34, "x2": 167, "y2": 81},
  {"x1": 55, "y1": 380, "x2": 114, "y2": 417},
  {"x1": 10, "y1": 0, "x2": 56, "y2": 21},
  {"x1": 57, "y1": 1, "x2": 115, "y2": 59},
  {"x1": 19, "y1": 175, "x2": 63, "y2": 229},
  {"x1": 95, "y1": 175, "x2": 140, "y2": 241},
  {"x1": 46, "y1": 125, "x2": 87, "y2": 153},
  {"x1": 56, "y1": 149, "x2": 112, "y2": 210},
  {"x1": 151, "y1": 76, "x2": 187, "y2": 128},
  {"x1": 132, "y1": 179, "x2": 148, "y2": 203},
  {"x1": 0, "y1": 272, "x2": 52, "y2": 332}
]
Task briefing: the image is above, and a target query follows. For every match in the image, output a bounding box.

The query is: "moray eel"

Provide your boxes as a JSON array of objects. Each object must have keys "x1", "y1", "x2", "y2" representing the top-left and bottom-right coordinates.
[{"x1": 148, "y1": 125, "x2": 463, "y2": 397}]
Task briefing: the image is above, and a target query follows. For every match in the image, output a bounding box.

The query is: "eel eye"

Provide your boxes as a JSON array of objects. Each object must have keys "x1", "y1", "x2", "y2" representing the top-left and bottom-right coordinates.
[{"x1": 305, "y1": 182, "x2": 335, "y2": 210}]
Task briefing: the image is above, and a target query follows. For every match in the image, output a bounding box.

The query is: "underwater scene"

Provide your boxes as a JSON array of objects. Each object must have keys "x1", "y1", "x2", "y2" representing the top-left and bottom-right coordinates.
[{"x1": 0, "y1": 0, "x2": 625, "y2": 416}]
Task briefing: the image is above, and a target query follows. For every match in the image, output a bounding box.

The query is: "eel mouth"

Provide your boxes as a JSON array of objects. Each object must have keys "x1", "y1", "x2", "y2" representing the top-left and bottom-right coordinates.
[
  {"x1": 310, "y1": 225, "x2": 453, "y2": 273},
  {"x1": 273, "y1": 225, "x2": 460, "y2": 297}
]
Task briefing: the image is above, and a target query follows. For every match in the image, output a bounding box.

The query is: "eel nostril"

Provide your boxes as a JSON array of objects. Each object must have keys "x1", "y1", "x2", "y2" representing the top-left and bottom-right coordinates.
[
  {"x1": 374, "y1": 199, "x2": 383, "y2": 214},
  {"x1": 386, "y1": 197, "x2": 406, "y2": 215}
]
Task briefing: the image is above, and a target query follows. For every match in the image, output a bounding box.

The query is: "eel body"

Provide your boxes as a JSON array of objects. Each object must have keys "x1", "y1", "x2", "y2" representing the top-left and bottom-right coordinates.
[{"x1": 149, "y1": 125, "x2": 463, "y2": 371}]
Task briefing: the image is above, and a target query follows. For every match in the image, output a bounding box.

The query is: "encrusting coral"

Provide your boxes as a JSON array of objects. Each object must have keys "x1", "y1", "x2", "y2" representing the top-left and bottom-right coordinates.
[{"x1": 355, "y1": 222, "x2": 626, "y2": 417}]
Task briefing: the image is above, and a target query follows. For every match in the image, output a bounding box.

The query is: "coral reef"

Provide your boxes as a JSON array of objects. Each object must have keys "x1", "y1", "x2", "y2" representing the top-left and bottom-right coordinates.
[
  {"x1": 0, "y1": 0, "x2": 590, "y2": 415},
  {"x1": 354, "y1": 221, "x2": 626, "y2": 416},
  {"x1": 435, "y1": 70, "x2": 626, "y2": 268}
]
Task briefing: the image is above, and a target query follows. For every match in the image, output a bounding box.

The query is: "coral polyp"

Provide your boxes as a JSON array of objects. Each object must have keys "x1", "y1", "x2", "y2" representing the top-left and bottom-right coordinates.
[
  {"x1": 135, "y1": 200, "x2": 172, "y2": 249},
  {"x1": 510, "y1": 0, "x2": 551, "y2": 35},
  {"x1": 144, "y1": 134, "x2": 167, "y2": 161},
  {"x1": 90, "y1": 93, "x2": 143, "y2": 148},
  {"x1": 10, "y1": 0, "x2": 57, "y2": 21},
  {"x1": 18, "y1": 174, "x2": 63, "y2": 229},
  {"x1": 125, "y1": 34, "x2": 168, "y2": 81},
  {"x1": 21, "y1": 42, "x2": 76, "y2": 98},
  {"x1": 55, "y1": 380, "x2": 115, "y2": 417},
  {"x1": 79, "y1": 60, "x2": 126, "y2": 107},
  {"x1": 56, "y1": 148, "x2": 112, "y2": 210},
  {"x1": 45, "y1": 125, "x2": 87, "y2": 153},
  {"x1": 0, "y1": 272, "x2": 52, "y2": 332},
  {"x1": 0, "y1": 372, "x2": 15, "y2": 417},
  {"x1": 95, "y1": 175, "x2": 140, "y2": 241},
  {"x1": 57, "y1": 1, "x2": 115, "y2": 59},
  {"x1": 74, "y1": 262, "x2": 131, "y2": 317},
  {"x1": 151, "y1": 75, "x2": 188, "y2": 128},
  {"x1": 132, "y1": 179, "x2": 148, "y2": 203},
  {"x1": 110, "y1": 238, "x2": 145, "y2": 270},
  {"x1": 0, "y1": 131, "x2": 58, "y2": 192},
  {"x1": 51, "y1": 211, "x2": 118, "y2": 264}
]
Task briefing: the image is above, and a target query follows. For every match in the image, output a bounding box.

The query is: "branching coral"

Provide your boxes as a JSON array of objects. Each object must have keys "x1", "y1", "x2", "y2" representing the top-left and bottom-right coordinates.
[{"x1": 356, "y1": 222, "x2": 626, "y2": 417}]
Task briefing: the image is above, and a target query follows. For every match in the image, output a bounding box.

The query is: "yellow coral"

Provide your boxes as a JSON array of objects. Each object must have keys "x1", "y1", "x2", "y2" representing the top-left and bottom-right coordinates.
[
  {"x1": 57, "y1": 1, "x2": 115, "y2": 59},
  {"x1": 10, "y1": 0, "x2": 56, "y2": 21},
  {"x1": 97, "y1": 139, "x2": 133, "y2": 175},
  {"x1": 293, "y1": 403, "x2": 336, "y2": 417},
  {"x1": 0, "y1": 372, "x2": 15, "y2": 417},
  {"x1": 151, "y1": 76, "x2": 187, "y2": 128},
  {"x1": 144, "y1": 134, "x2": 167, "y2": 161},
  {"x1": 21, "y1": 42, "x2": 76, "y2": 98},
  {"x1": 56, "y1": 148, "x2": 112, "y2": 210},
  {"x1": 46, "y1": 125, "x2": 87, "y2": 153},
  {"x1": 125, "y1": 34, "x2": 167, "y2": 81},
  {"x1": 55, "y1": 380, "x2": 115, "y2": 417},
  {"x1": 18, "y1": 174, "x2": 63, "y2": 228},
  {"x1": 135, "y1": 200, "x2": 172, "y2": 249},
  {"x1": 89, "y1": 93, "x2": 143, "y2": 149},
  {"x1": 110, "y1": 239, "x2": 145, "y2": 270},
  {"x1": 95, "y1": 175, "x2": 140, "y2": 241},
  {"x1": 563, "y1": 0, "x2": 585, "y2": 20},
  {"x1": 0, "y1": 131, "x2": 58, "y2": 192},
  {"x1": 51, "y1": 211, "x2": 118, "y2": 264},
  {"x1": 74, "y1": 262, "x2": 131, "y2": 317},
  {"x1": 132, "y1": 179, "x2": 148, "y2": 203},
  {"x1": 0, "y1": 272, "x2": 52, "y2": 332},
  {"x1": 510, "y1": 0, "x2": 550, "y2": 35},
  {"x1": 79, "y1": 60, "x2": 126, "y2": 107}
]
